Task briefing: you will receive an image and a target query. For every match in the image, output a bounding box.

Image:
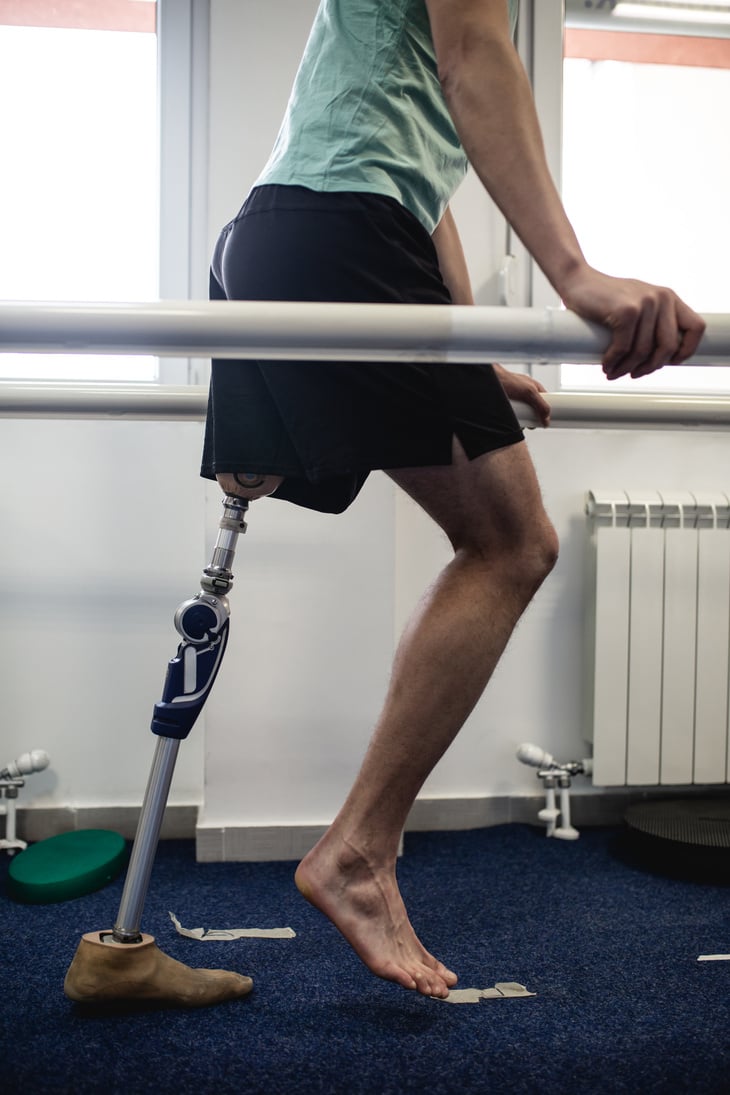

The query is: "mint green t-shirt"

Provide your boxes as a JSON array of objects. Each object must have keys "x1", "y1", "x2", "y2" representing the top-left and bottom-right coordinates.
[{"x1": 256, "y1": 0, "x2": 519, "y2": 234}]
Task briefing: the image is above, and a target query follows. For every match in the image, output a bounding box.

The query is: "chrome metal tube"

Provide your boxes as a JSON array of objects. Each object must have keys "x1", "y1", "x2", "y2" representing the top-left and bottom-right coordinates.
[{"x1": 112, "y1": 736, "x2": 181, "y2": 943}]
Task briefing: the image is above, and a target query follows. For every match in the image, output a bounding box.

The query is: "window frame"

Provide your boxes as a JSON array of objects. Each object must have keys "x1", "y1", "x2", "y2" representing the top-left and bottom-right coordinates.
[
  {"x1": 520, "y1": 0, "x2": 564, "y2": 393},
  {"x1": 157, "y1": 0, "x2": 210, "y2": 386}
]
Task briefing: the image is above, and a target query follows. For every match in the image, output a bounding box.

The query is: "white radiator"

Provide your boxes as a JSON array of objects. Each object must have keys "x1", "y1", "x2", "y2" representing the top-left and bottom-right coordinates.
[{"x1": 586, "y1": 490, "x2": 730, "y2": 787}]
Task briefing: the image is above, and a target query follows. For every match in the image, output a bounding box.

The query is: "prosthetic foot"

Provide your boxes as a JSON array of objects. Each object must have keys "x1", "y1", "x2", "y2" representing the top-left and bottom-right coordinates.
[
  {"x1": 65, "y1": 932, "x2": 252, "y2": 1007},
  {"x1": 65, "y1": 495, "x2": 252, "y2": 1008}
]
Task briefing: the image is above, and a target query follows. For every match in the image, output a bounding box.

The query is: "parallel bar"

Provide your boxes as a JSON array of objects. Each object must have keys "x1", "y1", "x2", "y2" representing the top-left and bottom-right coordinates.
[
  {"x1": 535, "y1": 392, "x2": 730, "y2": 431},
  {"x1": 0, "y1": 300, "x2": 728, "y2": 364},
  {"x1": 0, "y1": 382, "x2": 206, "y2": 420},
  {"x1": 4, "y1": 383, "x2": 730, "y2": 429}
]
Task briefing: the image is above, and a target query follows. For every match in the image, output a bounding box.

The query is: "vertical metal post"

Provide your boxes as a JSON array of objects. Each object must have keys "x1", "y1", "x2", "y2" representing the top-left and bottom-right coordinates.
[{"x1": 112, "y1": 736, "x2": 181, "y2": 942}]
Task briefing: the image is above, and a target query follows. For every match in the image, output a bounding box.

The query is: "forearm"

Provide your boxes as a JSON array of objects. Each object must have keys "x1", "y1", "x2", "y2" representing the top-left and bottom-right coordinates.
[{"x1": 426, "y1": 1, "x2": 588, "y2": 303}]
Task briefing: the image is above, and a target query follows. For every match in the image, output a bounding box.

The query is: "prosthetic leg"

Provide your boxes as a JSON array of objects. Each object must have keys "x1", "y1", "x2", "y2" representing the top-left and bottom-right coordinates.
[{"x1": 65, "y1": 495, "x2": 254, "y2": 1008}]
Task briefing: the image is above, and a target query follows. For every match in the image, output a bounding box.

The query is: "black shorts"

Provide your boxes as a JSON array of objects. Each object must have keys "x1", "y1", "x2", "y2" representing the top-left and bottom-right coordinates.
[{"x1": 201, "y1": 185, "x2": 523, "y2": 514}]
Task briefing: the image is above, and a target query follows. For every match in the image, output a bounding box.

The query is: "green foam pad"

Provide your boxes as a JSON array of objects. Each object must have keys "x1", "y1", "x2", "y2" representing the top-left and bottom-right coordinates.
[{"x1": 7, "y1": 829, "x2": 127, "y2": 904}]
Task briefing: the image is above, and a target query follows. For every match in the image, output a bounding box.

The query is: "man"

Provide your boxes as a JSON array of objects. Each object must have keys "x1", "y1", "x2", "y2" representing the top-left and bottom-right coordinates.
[{"x1": 202, "y1": 0, "x2": 704, "y2": 999}]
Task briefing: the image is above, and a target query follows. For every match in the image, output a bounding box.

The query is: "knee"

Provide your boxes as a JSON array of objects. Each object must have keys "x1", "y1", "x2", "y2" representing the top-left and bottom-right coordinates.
[
  {"x1": 530, "y1": 518, "x2": 560, "y2": 586},
  {"x1": 459, "y1": 513, "x2": 559, "y2": 593},
  {"x1": 216, "y1": 472, "x2": 284, "y2": 501},
  {"x1": 513, "y1": 517, "x2": 559, "y2": 595}
]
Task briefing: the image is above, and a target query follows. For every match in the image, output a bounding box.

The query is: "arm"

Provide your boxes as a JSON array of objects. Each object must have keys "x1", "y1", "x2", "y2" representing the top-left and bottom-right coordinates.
[
  {"x1": 424, "y1": 0, "x2": 705, "y2": 379},
  {"x1": 432, "y1": 205, "x2": 552, "y2": 425}
]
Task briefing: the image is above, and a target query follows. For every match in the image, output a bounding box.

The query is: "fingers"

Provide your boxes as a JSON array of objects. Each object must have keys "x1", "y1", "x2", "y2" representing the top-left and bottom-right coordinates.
[
  {"x1": 494, "y1": 365, "x2": 552, "y2": 427},
  {"x1": 602, "y1": 287, "x2": 705, "y2": 381},
  {"x1": 518, "y1": 377, "x2": 551, "y2": 427},
  {"x1": 516, "y1": 384, "x2": 551, "y2": 427},
  {"x1": 671, "y1": 300, "x2": 706, "y2": 364},
  {"x1": 529, "y1": 384, "x2": 552, "y2": 428}
]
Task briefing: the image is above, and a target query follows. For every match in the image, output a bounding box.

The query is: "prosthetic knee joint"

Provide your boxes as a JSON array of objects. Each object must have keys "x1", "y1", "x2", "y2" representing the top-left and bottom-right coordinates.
[{"x1": 111, "y1": 494, "x2": 249, "y2": 944}]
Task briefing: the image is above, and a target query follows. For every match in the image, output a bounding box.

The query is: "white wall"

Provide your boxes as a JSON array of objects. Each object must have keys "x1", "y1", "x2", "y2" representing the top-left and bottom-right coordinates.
[{"x1": 0, "y1": 418, "x2": 206, "y2": 808}]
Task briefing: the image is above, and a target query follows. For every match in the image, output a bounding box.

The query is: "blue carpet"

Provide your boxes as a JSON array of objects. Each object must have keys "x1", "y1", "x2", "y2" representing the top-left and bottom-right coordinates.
[{"x1": 0, "y1": 825, "x2": 728, "y2": 1094}]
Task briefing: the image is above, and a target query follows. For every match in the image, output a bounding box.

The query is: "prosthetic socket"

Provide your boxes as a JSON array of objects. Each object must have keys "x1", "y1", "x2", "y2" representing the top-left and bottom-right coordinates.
[{"x1": 112, "y1": 495, "x2": 249, "y2": 944}]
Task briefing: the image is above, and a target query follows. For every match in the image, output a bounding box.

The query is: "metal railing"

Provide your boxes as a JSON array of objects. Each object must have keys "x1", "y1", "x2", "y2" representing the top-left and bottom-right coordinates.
[{"x1": 1, "y1": 301, "x2": 729, "y2": 427}]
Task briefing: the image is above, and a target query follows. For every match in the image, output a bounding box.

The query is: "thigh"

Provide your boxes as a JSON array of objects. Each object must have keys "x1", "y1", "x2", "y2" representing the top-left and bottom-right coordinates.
[{"x1": 386, "y1": 437, "x2": 551, "y2": 555}]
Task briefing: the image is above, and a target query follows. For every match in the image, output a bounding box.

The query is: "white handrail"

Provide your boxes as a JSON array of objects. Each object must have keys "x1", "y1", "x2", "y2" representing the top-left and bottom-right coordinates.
[
  {"x1": 3, "y1": 382, "x2": 730, "y2": 430},
  {"x1": 0, "y1": 300, "x2": 728, "y2": 364},
  {"x1": 0, "y1": 382, "x2": 206, "y2": 419}
]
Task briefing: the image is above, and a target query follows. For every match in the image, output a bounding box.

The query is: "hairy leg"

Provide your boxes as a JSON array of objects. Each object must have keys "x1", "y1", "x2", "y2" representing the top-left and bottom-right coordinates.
[{"x1": 296, "y1": 439, "x2": 558, "y2": 997}]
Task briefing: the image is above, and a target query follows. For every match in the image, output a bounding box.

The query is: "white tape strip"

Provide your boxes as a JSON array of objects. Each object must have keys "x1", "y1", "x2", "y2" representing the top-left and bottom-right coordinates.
[
  {"x1": 169, "y1": 911, "x2": 296, "y2": 940},
  {"x1": 697, "y1": 954, "x2": 730, "y2": 962},
  {"x1": 441, "y1": 982, "x2": 536, "y2": 1004}
]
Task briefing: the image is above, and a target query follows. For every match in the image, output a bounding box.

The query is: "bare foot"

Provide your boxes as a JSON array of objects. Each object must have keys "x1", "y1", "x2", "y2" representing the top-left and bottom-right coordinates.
[{"x1": 295, "y1": 834, "x2": 457, "y2": 998}]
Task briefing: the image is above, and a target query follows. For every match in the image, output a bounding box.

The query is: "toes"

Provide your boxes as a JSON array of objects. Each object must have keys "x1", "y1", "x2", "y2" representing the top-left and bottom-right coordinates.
[
  {"x1": 437, "y1": 963, "x2": 459, "y2": 987},
  {"x1": 383, "y1": 961, "x2": 418, "y2": 992},
  {"x1": 417, "y1": 952, "x2": 458, "y2": 989},
  {"x1": 412, "y1": 968, "x2": 450, "y2": 999},
  {"x1": 412, "y1": 972, "x2": 432, "y2": 996}
]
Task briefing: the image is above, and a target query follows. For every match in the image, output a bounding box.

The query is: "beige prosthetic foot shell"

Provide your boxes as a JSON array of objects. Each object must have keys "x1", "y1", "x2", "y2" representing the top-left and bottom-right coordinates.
[{"x1": 64, "y1": 931, "x2": 253, "y2": 1008}]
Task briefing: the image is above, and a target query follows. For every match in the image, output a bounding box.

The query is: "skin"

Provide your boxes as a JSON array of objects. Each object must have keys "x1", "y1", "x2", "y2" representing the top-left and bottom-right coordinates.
[{"x1": 220, "y1": 0, "x2": 705, "y2": 997}]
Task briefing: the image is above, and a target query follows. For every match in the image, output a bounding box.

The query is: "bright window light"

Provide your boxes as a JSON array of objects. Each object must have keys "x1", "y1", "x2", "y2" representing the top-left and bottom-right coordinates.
[
  {"x1": 562, "y1": 48, "x2": 730, "y2": 392},
  {"x1": 0, "y1": 16, "x2": 158, "y2": 381},
  {"x1": 615, "y1": 3, "x2": 730, "y2": 26}
]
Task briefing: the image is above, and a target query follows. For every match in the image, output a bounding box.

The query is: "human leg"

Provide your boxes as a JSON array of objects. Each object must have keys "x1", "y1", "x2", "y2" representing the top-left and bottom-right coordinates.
[{"x1": 295, "y1": 438, "x2": 558, "y2": 997}]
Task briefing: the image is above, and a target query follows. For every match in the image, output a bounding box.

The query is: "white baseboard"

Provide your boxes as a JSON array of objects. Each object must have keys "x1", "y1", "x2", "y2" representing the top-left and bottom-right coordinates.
[
  {"x1": 9, "y1": 792, "x2": 667, "y2": 863},
  {"x1": 13, "y1": 804, "x2": 198, "y2": 844},
  {"x1": 194, "y1": 792, "x2": 642, "y2": 862}
]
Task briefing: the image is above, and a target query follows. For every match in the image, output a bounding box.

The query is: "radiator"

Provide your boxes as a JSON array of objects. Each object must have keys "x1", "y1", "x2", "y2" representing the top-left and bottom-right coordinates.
[{"x1": 586, "y1": 490, "x2": 730, "y2": 787}]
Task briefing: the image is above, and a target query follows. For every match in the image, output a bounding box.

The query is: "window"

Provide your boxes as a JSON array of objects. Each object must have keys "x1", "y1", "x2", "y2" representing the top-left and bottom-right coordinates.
[
  {"x1": 561, "y1": 1, "x2": 730, "y2": 392},
  {"x1": 0, "y1": 0, "x2": 207, "y2": 384}
]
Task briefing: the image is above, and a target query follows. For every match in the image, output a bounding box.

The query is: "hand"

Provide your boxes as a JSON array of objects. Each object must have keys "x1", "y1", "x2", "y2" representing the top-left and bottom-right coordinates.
[
  {"x1": 494, "y1": 364, "x2": 551, "y2": 427},
  {"x1": 561, "y1": 268, "x2": 706, "y2": 381}
]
